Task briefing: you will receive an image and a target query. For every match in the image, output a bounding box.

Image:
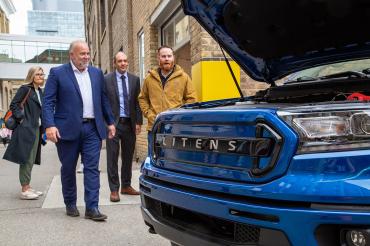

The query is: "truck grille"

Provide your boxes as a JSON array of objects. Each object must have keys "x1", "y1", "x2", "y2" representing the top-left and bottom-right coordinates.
[{"x1": 151, "y1": 115, "x2": 293, "y2": 184}]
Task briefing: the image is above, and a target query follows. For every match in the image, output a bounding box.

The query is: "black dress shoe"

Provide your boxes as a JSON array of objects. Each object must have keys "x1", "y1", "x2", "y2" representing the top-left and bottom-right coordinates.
[
  {"x1": 66, "y1": 205, "x2": 80, "y2": 217},
  {"x1": 85, "y1": 208, "x2": 107, "y2": 221}
]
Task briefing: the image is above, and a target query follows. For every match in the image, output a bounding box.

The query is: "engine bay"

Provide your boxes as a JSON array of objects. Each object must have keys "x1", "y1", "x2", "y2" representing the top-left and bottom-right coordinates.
[{"x1": 254, "y1": 77, "x2": 370, "y2": 103}]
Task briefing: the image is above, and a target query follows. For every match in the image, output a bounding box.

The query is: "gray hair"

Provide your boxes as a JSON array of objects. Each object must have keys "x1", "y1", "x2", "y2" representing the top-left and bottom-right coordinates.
[{"x1": 69, "y1": 40, "x2": 87, "y2": 53}]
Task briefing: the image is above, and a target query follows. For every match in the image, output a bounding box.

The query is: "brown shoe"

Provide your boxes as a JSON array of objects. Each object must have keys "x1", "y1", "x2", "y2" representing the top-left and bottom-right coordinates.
[
  {"x1": 110, "y1": 191, "x2": 120, "y2": 202},
  {"x1": 120, "y1": 186, "x2": 140, "y2": 195}
]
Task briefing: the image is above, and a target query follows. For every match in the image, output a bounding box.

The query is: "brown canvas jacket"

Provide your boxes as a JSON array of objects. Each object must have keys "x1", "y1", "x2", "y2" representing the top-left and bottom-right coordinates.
[{"x1": 138, "y1": 65, "x2": 197, "y2": 131}]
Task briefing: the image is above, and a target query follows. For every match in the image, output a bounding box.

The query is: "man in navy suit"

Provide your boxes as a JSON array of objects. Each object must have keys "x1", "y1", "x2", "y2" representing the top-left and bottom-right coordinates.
[
  {"x1": 43, "y1": 40, "x2": 116, "y2": 221},
  {"x1": 104, "y1": 51, "x2": 143, "y2": 202}
]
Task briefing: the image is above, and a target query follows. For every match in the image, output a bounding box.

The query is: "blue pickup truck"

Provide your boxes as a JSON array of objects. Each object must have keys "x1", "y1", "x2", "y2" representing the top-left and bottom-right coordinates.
[{"x1": 140, "y1": 1, "x2": 370, "y2": 245}]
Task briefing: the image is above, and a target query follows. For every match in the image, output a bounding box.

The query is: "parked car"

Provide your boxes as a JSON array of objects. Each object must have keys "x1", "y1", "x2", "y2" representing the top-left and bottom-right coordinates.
[{"x1": 140, "y1": 0, "x2": 370, "y2": 245}]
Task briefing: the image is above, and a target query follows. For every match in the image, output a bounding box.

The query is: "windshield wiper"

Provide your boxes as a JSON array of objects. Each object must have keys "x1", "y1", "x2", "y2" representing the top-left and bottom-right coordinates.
[
  {"x1": 288, "y1": 70, "x2": 369, "y2": 83},
  {"x1": 362, "y1": 68, "x2": 370, "y2": 75},
  {"x1": 286, "y1": 76, "x2": 316, "y2": 83},
  {"x1": 319, "y1": 70, "x2": 367, "y2": 80}
]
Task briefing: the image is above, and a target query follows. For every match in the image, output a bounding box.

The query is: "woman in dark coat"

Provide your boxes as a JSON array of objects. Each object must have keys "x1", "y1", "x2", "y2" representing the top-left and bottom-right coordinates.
[{"x1": 3, "y1": 66, "x2": 45, "y2": 200}]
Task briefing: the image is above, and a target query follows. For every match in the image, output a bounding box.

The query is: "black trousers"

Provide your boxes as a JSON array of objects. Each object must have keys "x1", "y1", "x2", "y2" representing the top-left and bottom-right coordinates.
[{"x1": 106, "y1": 119, "x2": 136, "y2": 191}]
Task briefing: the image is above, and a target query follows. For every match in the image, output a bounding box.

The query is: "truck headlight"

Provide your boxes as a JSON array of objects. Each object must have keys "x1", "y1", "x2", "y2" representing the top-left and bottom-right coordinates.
[{"x1": 278, "y1": 110, "x2": 370, "y2": 154}]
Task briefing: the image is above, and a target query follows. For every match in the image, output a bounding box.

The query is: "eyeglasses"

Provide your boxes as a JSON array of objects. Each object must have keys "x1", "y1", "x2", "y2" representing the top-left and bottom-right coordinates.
[{"x1": 35, "y1": 73, "x2": 45, "y2": 77}]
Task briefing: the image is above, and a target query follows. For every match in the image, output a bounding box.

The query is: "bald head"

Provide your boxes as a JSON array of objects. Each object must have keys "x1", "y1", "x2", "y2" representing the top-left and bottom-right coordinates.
[
  {"x1": 114, "y1": 51, "x2": 129, "y2": 74},
  {"x1": 112, "y1": 51, "x2": 126, "y2": 62}
]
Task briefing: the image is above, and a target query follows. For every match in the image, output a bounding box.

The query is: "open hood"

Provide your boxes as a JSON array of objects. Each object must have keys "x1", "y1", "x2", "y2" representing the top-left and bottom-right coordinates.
[{"x1": 182, "y1": 0, "x2": 370, "y2": 83}]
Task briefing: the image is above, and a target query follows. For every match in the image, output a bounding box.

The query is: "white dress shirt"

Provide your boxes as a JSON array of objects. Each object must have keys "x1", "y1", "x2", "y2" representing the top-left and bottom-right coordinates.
[{"x1": 71, "y1": 61, "x2": 95, "y2": 118}]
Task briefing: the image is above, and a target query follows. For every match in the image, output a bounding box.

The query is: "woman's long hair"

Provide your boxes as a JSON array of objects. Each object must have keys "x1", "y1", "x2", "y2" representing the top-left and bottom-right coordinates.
[{"x1": 24, "y1": 66, "x2": 44, "y2": 86}]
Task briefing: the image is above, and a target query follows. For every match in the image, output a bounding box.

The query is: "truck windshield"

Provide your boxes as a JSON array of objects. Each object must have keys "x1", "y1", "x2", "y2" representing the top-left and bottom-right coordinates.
[{"x1": 285, "y1": 58, "x2": 370, "y2": 83}]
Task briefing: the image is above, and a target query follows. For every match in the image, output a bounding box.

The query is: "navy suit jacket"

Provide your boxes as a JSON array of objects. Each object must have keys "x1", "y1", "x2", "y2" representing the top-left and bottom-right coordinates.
[
  {"x1": 42, "y1": 63, "x2": 114, "y2": 140},
  {"x1": 104, "y1": 72, "x2": 143, "y2": 132}
]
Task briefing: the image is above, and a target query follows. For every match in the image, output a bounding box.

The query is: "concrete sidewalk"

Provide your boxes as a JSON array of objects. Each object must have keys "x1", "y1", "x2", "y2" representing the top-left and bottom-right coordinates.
[{"x1": 0, "y1": 143, "x2": 167, "y2": 246}]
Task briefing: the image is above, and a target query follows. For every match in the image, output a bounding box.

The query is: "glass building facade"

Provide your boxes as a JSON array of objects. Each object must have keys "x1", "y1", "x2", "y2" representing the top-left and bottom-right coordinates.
[
  {"x1": 0, "y1": 34, "x2": 72, "y2": 64},
  {"x1": 28, "y1": 11, "x2": 84, "y2": 38},
  {"x1": 32, "y1": 0, "x2": 83, "y2": 12}
]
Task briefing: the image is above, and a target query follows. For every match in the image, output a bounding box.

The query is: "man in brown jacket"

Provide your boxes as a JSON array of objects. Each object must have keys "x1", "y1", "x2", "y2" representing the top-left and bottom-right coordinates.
[{"x1": 138, "y1": 45, "x2": 197, "y2": 152}]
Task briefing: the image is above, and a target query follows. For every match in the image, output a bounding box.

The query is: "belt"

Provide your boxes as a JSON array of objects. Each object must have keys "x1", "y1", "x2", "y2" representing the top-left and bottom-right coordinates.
[
  {"x1": 82, "y1": 118, "x2": 95, "y2": 123},
  {"x1": 119, "y1": 117, "x2": 131, "y2": 123}
]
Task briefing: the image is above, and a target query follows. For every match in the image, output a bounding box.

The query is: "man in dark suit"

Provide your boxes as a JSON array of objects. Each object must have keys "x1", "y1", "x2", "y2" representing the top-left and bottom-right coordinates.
[
  {"x1": 104, "y1": 51, "x2": 143, "y2": 202},
  {"x1": 42, "y1": 40, "x2": 116, "y2": 221}
]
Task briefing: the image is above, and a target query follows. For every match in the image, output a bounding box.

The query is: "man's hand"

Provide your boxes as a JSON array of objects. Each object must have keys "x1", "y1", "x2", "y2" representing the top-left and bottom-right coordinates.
[
  {"x1": 135, "y1": 124, "x2": 142, "y2": 135},
  {"x1": 107, "y1": 124, "x2": 116, "y2": 139},
  {"x1": 46, "y1": 126, "x2": 61, "y2": 143}
]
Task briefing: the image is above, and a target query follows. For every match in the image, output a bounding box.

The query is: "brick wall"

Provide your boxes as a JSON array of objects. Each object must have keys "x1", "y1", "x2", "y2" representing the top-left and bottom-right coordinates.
[
  {"x1": 189, "y1": 18, "x2": 269, "y2": 96},
  {"x1": 190, "y1": 21, "x2": 224, "y2": 61},
  {"x1": 131, "y1": 0, "x2": 161, "y2": 162},
  {"x1": 240, "y1": 71, "x2": 269, "y2": 96},
  {"x1": 85, "y1": 0, "x2": 161, "y2": 162},
  {"x1": 84, "y1": 0, "x2": 271, "y2": 162}
]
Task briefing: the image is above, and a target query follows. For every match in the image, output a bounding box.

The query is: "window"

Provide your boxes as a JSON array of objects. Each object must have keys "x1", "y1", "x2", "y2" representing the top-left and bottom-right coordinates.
[
  {"x1": 138, "y1": 31, "x2": 145, "y2": 84},
  {"x1": 100, "y1": 0, "x2": 106, "y2": 32},
  {"x1": 111, "y1": 0, "x2": 118, "y2": 13},
  {"x1": 175, "y1": 15, "x2": 189, "y2": 46},
  {"x1": 161, "y1": 10, "x2": 189, "y2": 50},
  {"x1": 0, "y1": 39, "x2": 69, "y2": 64},
  {"x1": 0, "y1": 40, "x2": 12, "y2": 62},
  {"x1": 25, "y1": 41, "x2": 38, "y2": 62},
  {"x1": 92, "y1": 18, "x2": 96, "y2": 52},
  {"x1": 162, "y1": 22, "x2": 174, "y2": 48},
  {"x1": 160, "y1": 8, "x2": 191, "y2": 75}
]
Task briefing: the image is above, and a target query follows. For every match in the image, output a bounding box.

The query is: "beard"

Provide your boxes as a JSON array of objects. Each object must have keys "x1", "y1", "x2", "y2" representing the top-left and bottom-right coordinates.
[
  {"x1": 160, "y1": 61, "x2": 174, "y2": 72},
  {"x1": 79, "y1": 61, "x2": 89, "y2": 69}
]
